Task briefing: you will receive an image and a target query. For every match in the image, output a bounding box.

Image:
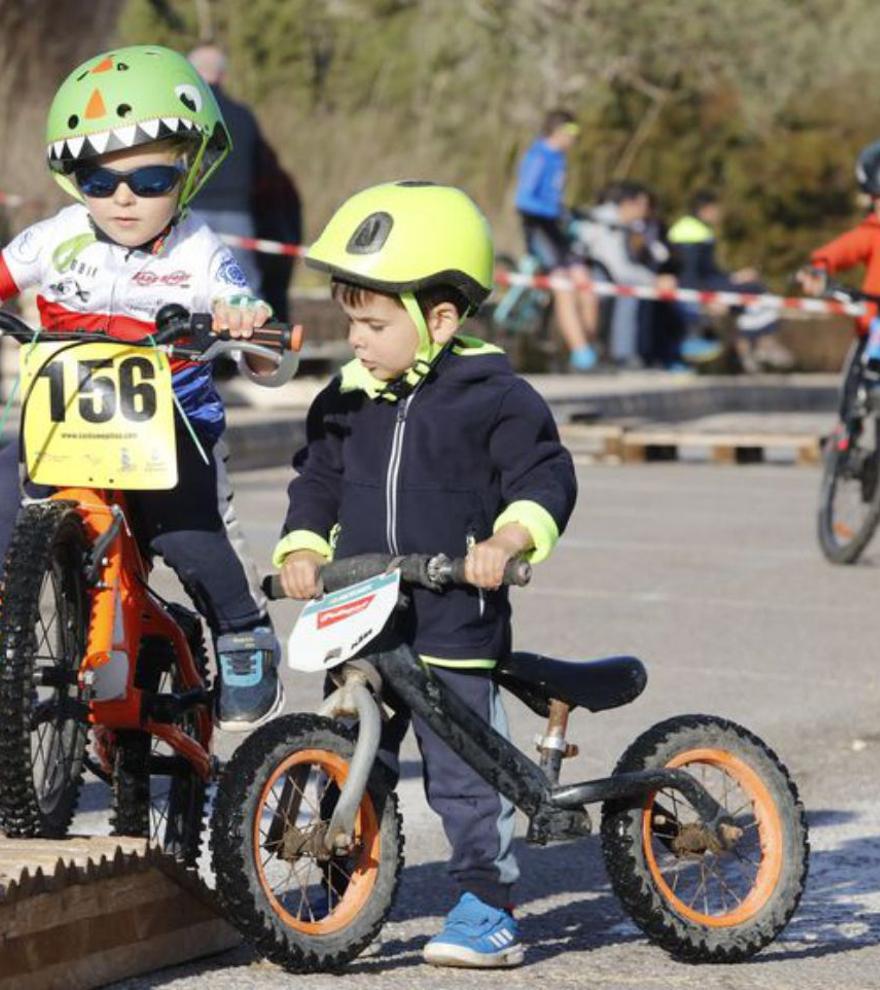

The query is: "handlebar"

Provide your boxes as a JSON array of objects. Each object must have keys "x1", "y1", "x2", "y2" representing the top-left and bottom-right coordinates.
[
  {"x1": 0, "y1": 304, "x2": 304, "y2": 365},
  {"x1": 797, "y1": 270, "x2": 880, "y2": 307},
  {"x1": 261, "y1": 552, "x2": 532, "y2": 600}
]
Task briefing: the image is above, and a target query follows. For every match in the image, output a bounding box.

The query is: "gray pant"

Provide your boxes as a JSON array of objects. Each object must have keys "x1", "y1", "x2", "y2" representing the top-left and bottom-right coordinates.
[{"x1": 380, "y1": 665, "x2": 519, "y2": 909}]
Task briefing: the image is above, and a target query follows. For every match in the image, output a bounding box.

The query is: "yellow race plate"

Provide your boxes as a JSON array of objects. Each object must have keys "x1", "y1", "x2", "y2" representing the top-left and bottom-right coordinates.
[{"x1": 21, "y1": 340, "x2": 178, "y2": 489}]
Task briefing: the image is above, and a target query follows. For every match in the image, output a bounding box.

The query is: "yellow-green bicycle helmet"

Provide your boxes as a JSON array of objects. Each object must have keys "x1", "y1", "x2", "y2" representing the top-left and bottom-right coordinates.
[
  {"x1": 307, "y1": 181, "x2": 494, "y2": 308},
  {"x1": 307, "y1": 182, "x2": 494, "y2": 391}
]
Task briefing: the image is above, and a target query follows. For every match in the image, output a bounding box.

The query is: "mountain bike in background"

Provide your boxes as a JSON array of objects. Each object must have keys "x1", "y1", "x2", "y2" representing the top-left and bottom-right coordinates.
[{"x1": 812, "y1": 280, "x2": 880, "y2": 563}]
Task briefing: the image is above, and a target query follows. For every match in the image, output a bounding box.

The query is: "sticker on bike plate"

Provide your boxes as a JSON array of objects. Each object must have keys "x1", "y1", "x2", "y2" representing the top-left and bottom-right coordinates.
[
  {"x1": 286, "y1": 570, "x2": 401, "y2": 673},
  {"x1": 20, "y1": 341, "x2": 177, "y2": 489}
]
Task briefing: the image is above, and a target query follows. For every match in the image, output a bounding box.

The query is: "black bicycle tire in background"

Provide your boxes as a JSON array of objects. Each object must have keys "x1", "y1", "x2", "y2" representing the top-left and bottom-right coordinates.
[
  {"x1": 0, "y1": 503, "x2": 90, "y2": 836},
  {"x1": 817, "y1": 337, "x2": 880, "y2": 563}
]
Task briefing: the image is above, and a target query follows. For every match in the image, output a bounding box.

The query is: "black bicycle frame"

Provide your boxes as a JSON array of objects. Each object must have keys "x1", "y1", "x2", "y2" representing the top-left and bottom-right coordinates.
[{"x1": 375, "y1": 644, "x2": 733, "y2": 845}]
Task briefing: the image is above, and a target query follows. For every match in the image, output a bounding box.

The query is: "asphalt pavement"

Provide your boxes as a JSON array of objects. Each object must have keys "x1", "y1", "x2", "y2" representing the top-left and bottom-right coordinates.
[{"x1": 75, "y1": 457, "x2": 880, "y2": 990}]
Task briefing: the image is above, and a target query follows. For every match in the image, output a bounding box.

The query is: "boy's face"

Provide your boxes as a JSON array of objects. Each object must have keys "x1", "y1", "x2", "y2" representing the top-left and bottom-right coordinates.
[
  {"x1": 77, "y1": 144, "x2": 183, "y2": 248},
  {"x1": 339, "y1": 291, "x2": 420, "y2": 381}
]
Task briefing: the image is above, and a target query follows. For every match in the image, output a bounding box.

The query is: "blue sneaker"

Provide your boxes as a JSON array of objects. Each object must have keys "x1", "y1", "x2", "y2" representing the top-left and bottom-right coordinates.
[
  {"x1": 681, "y1": 337, "x2": 723, "y2": 364},
  {"x1": 569, "y1": 344, "x2": 598, "y2": 372},
  {"x1": 423, "y1": 892, "x2": 523, "y2": 968},
  {"x1": 215, "y1": 627, "x2": 285, "y2": 732}
]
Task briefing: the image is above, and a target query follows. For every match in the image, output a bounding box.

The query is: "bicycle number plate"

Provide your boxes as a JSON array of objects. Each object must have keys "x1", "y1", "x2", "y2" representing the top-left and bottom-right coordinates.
[
  {"x1": 20, "y1": 341, "x2": 177, "y2": 489},
  {"x1": 286, "y1": 570, "x2": 401, "y2": 673}
]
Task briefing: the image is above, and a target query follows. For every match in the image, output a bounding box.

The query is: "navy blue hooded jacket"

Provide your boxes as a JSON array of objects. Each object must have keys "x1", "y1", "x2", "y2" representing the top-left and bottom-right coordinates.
[{"x1": 278, "y1": 339, "x2": 577, "y2": 664}]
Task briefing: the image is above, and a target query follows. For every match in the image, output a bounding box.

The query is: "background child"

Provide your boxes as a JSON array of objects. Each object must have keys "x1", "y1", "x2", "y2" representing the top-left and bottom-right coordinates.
[
  {"x1": 798, "y1": 140, "x2": 880, "y2": 333},
  {"x1": 274, "y1": 181, "x2": 577, "y2": 967},
  {"x1": 0, "y1": 45, "x2": 298, "y2": 730}
]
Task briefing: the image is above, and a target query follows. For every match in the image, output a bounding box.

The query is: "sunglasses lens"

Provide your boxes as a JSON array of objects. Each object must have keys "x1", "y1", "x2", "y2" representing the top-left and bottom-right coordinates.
[
  {"x1": 76, "y1": 167, "x2": 118, "y2": 198},
  {"x1": 128, "y1": 165, "x2": 182, "y2": 197},
  {"x1": 74, "y1": 164, "x2": 183, "y2": 198}
]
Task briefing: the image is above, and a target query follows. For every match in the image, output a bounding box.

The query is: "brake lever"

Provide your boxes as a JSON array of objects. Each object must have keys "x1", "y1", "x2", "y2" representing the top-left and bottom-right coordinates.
[{"x1": 199, "y1": 337, "x2": 284, "y2": 365}]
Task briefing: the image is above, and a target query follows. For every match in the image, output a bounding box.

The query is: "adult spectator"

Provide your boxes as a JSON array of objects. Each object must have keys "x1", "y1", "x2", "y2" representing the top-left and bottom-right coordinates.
[
  {"x1": 515, "y1": 109, "x2": 598, "y2": 372},
  {"x1": 571, "y1": 182, "x2": 678, "y2": 368},
  {"x1": 668, "y1": 190, "x2": 793, "y2": 372},
  {"x1": 251, "y1": 138, "x2": 303, "y2": 322},
  {"x1": 188, "y1": 44, "x2": 263, "y2": 293}
]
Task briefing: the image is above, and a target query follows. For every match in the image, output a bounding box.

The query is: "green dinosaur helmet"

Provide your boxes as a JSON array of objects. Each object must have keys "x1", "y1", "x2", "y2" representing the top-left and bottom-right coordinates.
[{"x1": 46, "y1": 45, "x2": 231, "y2": 208}]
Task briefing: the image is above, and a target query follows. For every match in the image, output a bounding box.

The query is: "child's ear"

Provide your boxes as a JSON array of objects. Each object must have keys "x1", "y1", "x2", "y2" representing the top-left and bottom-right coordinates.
[{"x1": 426, "y1": 301, "x2": 460, "y2": 344}]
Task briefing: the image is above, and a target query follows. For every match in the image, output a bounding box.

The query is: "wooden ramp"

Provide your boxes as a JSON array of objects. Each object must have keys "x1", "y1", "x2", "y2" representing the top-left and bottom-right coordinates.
[
  {"x1": 0, "y1": 836, "x2": 239, "y2": 990},
  {"x1": 559, "y1": 423, "x2": 822, "y2": 466}
]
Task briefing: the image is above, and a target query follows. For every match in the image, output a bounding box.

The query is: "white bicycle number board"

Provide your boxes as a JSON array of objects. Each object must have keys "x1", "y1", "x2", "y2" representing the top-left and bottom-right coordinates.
[{"x1": 286, "y1": 570, "x2": 401, "y2": 673}]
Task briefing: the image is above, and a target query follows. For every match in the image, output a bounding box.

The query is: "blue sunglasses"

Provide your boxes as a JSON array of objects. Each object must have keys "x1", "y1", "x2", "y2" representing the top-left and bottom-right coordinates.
[{"x1": 75, "y1": 163, "x2": 185, "y2": 198}]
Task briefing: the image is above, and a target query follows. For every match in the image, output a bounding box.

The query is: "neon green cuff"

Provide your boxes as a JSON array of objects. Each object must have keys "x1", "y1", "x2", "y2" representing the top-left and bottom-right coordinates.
[
  {"x1": 421, "y1": 655, "x2": 496, "y2": 669},
  {"x1": 272, "y1": 530, "x2": 333, "y2": 568},
  {"x1": 494, "y1": 500, "x2": 559, "y2": 564}
]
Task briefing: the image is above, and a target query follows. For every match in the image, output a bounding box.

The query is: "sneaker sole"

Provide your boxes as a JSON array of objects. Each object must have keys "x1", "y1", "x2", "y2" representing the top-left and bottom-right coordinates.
[
  {"x1": 423, "y1": 942, "x2": 524, "y2": 968},
  {"x1": 216, "y1": 681, "x2": 286, "y2": 733}
]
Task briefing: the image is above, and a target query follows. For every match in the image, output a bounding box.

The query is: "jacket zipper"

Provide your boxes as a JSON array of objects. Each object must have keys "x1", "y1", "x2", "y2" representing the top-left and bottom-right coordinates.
[{"x1": 385, "y1": 393, "x2": 415, "y2": 554}]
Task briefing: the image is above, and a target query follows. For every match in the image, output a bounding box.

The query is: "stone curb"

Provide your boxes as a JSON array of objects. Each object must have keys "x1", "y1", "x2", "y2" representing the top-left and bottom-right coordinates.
[{"x1": 223, "y1": 378, "x2": 840, "y2": 472}]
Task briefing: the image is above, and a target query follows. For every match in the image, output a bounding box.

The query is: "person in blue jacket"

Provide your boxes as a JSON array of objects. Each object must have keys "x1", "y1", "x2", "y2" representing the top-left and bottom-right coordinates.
[
  {"x1": 273, "y1": 181, "x2": 577, "y2": 968},
  {"x1": 515, "y1": 108, "x2": 598, "y2": 370}
]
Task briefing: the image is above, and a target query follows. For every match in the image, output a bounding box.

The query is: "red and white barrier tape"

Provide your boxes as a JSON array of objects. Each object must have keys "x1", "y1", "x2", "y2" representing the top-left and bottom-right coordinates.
[
  {"x1": 0, "y1": 194, "x2": 867, "y2": 317},
  {"x1": 220, "y1": 232, "x2": 867, "y2": 317},
  {"x1": 219, "y1": 233, "x2": 306, "y2": 258},
  {"x1": 492, "y1": 270, "x2": 868, "y2": 317}
]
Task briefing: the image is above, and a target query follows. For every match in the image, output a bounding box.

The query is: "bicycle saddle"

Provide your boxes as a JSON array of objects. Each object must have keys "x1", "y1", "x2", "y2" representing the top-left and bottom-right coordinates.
[{"x1": 494, "y1": 651, "x2": 647, "y2": 715}]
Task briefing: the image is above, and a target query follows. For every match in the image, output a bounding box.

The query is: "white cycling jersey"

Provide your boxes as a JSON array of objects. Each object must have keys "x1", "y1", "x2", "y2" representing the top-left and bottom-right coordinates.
[{"x1": 0, "y1": 204, "x2": 262, "y2": 434}]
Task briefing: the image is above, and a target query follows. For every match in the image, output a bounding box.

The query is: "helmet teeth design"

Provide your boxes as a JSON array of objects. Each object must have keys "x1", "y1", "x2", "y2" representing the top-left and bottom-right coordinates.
[
  {"x1": 86, "y1": 130, "x2": 110, "y2": 155},
  {"x1": 114, "y1": 124, "x2": 137, "y2": 147},
  {"x1": 47, "y1": 118, "x2": 190, "y2": 163},
  {"x1": 66, "y1": 135, "x2": 85, "y2": 159}
]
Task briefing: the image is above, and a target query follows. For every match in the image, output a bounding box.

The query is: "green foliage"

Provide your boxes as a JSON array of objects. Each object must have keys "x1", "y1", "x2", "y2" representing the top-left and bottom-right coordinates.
[{"x1": 111, "y1": 0, "x2": 880, "y2": 282}]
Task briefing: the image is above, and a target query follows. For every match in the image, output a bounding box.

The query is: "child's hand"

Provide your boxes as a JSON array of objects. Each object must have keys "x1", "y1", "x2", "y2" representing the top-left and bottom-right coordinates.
[
  {"x1": 212, "y1": 296, "x2": 271, "y2": 339},
  {"x1": 279, "y1": 549, "x2": 325, "y2": 600},
  {"x1": 796, "y1": 267, "x2": 826, "y2": 297},
  {"x1": 464, "y1": 524, "x2": 533, "y2": 590}
]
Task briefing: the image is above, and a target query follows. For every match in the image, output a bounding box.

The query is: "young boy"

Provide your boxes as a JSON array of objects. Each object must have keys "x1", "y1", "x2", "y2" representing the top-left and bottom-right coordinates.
[
  {"x1": 0, "y1": 45, "x2": 298, "y2": 730},
  {"x1": 274, "y1": 181, "x2": 577, "y2": 967}
]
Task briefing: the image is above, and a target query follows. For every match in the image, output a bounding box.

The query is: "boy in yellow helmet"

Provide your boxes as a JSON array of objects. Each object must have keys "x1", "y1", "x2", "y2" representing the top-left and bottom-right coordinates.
[{"x1": 273, "y1": 181, "x2": 578, "y2": 967}]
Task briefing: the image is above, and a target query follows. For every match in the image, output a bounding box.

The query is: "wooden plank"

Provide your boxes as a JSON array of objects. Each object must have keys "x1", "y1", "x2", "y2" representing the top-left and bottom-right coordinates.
[
  {"x1": 0, "y1": 839, "x2": 240, "y2": 990},
  {"x1": 620, "y1": 430, "x2": 821, "y2": 466}
]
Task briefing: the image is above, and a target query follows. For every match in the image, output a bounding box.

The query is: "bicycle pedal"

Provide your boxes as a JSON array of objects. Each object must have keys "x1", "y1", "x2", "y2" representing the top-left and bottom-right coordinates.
[{"x1": 525, "y1": 805, "x2": 592, "y2": 845}]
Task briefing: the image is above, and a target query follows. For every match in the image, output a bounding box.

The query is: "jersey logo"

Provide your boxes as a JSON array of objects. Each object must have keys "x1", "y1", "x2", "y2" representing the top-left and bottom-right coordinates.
[
  {"x1": 48, "y1": 276, "x2": 90, "y2": 303},
  {"x1": 217, "y1": 256, "x2": 248, "y2": 287},
  {"x1": 131, "y1": 269, "x2": 191, "y2": 288}
]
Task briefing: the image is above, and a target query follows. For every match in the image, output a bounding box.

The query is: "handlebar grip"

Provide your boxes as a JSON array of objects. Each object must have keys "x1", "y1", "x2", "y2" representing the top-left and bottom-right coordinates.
[
  {"x1": 261, "y1": 574, "x2": 286, "y2": 600},
  {"x1": 213, "y1": 322, "x2": 304, "y2": 354},
  {"x1": 447, "y1": 557, "x2": 532, "y2": 587}
]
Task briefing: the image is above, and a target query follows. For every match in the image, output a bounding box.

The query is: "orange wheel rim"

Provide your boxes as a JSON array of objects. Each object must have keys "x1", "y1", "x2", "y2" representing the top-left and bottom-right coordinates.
[
  {"x1": 642, "y1": 747, "x2": 783, "y2": 928},
  {"x1": 252, "y1": 748, "x2": 380, "y2": 935}
]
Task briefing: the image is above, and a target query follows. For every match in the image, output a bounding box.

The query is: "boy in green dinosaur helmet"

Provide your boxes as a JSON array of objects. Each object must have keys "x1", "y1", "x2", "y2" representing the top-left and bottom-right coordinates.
[
  {"x1": 0, "y1": 45, "x2": 299, "y2": 731},
  {"x1": 273, "y1": 180, "x2": 578, "y2": 967}
]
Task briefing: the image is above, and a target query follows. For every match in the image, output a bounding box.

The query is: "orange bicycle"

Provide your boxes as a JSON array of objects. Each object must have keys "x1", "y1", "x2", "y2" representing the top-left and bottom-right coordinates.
[{"x1": 0, "y1": 305, "x2": 301, "y2": 861}]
